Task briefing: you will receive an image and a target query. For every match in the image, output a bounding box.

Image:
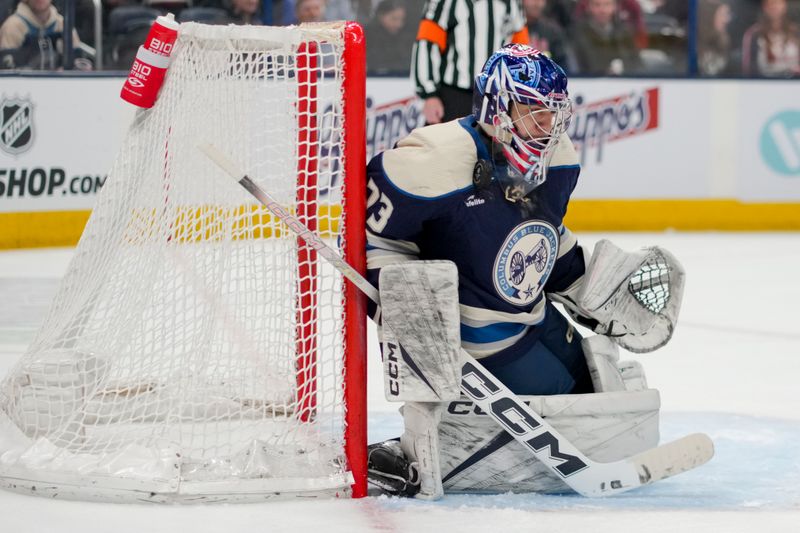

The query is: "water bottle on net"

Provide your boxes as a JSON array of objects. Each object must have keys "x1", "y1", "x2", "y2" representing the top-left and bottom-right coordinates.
[{"x1": 120, "y1": 13, "x2": 180, "y2": 109}]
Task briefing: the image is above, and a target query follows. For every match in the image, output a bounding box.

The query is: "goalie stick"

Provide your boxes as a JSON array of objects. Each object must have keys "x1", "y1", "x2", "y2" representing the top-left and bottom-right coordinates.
[{"x1": 200, "y1": 143, "x2": 714, "y2": 497}]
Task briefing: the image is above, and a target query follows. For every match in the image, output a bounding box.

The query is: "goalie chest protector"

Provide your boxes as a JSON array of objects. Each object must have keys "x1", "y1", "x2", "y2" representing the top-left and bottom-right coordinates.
[{"x1": 367, "y1": 116, "x2": 582, "y2": 352}]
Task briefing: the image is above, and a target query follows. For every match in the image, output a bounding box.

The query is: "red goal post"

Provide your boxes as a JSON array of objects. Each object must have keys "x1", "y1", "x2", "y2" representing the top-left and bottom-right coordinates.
[{"x1": 340, "y1": 21, "x2": 368, "y2": 499}]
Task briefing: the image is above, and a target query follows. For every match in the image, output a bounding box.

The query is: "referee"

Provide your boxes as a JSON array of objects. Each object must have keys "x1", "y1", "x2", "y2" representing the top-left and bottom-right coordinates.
[{"x1": 412, "y1": 0, "x2": 530, "y2": 124}]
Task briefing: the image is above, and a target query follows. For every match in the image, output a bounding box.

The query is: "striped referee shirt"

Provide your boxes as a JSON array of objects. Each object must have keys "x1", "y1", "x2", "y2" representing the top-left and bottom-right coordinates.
[{"x1": 413, "y1": 0, "x2": 529, "y2": 98}]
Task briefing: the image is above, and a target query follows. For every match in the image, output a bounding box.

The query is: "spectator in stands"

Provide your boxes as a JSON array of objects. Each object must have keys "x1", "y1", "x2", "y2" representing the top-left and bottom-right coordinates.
[
  {"x1": 354, "y1": 0, "x2": 425, "y2": 27},
  {"x1": 742, "y1": 0, "x2": 800, "y2": 77},
  {"x1": 523, "y1": 0, "x2": 575, "y2": 73},
  {"x1": 698, "y1": 0, "x2": 735, "y2": 76},
  {"x1": 354, "y1": 0, "x2": 375, "y2": 19},
  {"x1": 225, "y1": 0, "x2": 262, "y2": 24},
  {"x1": 391, "y1": 0, "x2": 425, "y2": 43},
  {"x1": 282, "y1": 0, "x2": 354, "y2": 24},
  {"x1": 294, "y1": 0, "x2": 340, "y2": 72},
  {"x1": 574, "y1": 0, "x2": 647, "y2": 48},
  {"x1": 295, "y1": 0, "x2": 325, "y2": 23},
  {"x1": 364, "y1": 0, "x2": 413, "y2": 74},
  {"x1": 278, "y1": 0, "x2": 294, "y2": 24},
  {"x1": 570, "y1": 0, "x2": 642, "y2": 75},
  {"x1": 545, "y1": 0, "x2": 577, "y2": 31},
  {"x1": 0, "y1": 0, "x2": 91, "y2": 70},
  {"x1": 726, "y1": 0, "x2": 761, "y2": 48}
]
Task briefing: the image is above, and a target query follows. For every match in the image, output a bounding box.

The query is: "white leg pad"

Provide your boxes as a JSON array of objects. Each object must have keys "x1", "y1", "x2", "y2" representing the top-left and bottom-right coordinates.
[
  {"x1": 379, "y1": 261, "x2": 462, "y2": 402},
  {"x1": 400, "y1": 402, "x2": 444, "y2": 500},
  {"x1": 619, "y1": 360, "x2": 649, "y2": 391},
  {"x1": 582, "y1": 336, "x2": 626, "y2": 392}
]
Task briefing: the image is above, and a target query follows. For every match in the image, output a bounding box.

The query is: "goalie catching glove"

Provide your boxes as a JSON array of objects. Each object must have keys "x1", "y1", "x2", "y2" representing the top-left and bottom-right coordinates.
[{"x1": 552, "y1": 239, "x2": 685, "y2": 353}]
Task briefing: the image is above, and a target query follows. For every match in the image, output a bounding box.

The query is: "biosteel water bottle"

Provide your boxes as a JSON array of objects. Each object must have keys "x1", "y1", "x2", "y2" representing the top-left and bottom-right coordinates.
[{"x1": 120, "y1": 13, "x2": 179, "y2": 108}]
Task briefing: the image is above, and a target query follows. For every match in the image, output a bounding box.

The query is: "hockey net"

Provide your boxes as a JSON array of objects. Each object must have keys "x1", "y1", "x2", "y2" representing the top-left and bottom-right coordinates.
[{"x1": 0, "y1": 22, "x2": 367, "y2": 502}]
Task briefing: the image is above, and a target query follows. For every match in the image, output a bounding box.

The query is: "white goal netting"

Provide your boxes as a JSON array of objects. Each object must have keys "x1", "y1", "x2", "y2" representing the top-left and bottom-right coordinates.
[{"x1": 0, "y1": 22, "x2": 366, "y2": 502}]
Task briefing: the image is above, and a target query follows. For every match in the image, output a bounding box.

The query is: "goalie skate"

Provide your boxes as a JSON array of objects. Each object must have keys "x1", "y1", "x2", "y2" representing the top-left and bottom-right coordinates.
[{"x1": 367, "y1": 440, "x2": 420, "y2": 497}]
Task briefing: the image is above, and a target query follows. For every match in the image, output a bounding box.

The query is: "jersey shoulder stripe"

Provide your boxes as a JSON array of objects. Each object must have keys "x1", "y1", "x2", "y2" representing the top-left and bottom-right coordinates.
[
  {"x1": 549, "y1": 133, "x2": 580, "y2": 169},
  {"x1": 380, "y1": 120, "x2": 478, "y2": 199}
]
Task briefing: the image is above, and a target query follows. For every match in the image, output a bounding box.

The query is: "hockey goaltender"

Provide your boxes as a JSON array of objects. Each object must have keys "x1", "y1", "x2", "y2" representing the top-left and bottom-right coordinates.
[{"x1": 362, "y1": 44, "x2": 713, "y2": 499}]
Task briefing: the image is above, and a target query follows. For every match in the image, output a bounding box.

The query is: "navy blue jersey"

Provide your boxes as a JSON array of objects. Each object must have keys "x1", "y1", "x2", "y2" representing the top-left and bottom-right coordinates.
[{"x1": 366, "y1": 116, "x2": 586, "y2": 359}]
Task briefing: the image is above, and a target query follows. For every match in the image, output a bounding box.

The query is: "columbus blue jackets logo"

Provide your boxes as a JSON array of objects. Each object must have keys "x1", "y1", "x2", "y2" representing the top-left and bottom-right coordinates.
[
  {"x1": 0, "y1": 98, "x2": 34, "y2": 155},
  {"x1": 493, "y1": 221, "x2": 558, "y2": 305}
]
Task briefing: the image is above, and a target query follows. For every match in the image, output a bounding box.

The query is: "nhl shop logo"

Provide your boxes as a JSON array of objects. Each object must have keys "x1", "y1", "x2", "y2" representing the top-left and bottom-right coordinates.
[
  {"x1": 493, "y1": 221, "x2": 558, "y2": 305},
  {"x1": 1, "y1": 98, "x2": 34, "y2": 155}
]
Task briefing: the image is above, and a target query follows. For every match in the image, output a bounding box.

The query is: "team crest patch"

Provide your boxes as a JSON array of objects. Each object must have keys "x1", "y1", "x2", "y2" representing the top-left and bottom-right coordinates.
[
  {"x1": 1, "y1": 98, "x2": 34, "y2": 155},
  {"x1": 493, "y1": 221, "x2": 559, "y2": 306}
]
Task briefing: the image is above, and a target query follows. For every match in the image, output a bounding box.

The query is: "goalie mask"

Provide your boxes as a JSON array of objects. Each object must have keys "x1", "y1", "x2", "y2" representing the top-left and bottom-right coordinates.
[{"x1": 473, "y1": 45, "x2": 572, "y2": 199}]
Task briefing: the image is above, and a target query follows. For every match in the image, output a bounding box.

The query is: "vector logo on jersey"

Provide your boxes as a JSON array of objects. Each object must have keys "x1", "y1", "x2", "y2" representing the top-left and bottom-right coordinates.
[
  {"x1": 493, "y1": 221, "x2": 558, "y2": 306},
  {"x1": 0, "y1": 98, "x2": 34, "y2": 155}
]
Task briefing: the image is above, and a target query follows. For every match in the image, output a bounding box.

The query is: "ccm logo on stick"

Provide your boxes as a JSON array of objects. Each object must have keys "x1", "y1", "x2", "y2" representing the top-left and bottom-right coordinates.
[{"x1": 461, "y1": 362, "x2": 588, "y2": 478}]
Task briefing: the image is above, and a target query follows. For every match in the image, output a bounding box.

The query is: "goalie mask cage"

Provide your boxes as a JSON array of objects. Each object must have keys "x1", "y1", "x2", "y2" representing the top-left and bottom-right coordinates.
[{"x1": 0, "y1": 21, "x2": 367, "y2": 502}]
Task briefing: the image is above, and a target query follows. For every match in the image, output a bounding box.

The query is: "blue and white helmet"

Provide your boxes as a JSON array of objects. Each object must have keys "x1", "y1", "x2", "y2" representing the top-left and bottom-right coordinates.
[{"x1": 473, "y1": 44, "x2": 572, "y2": 197}]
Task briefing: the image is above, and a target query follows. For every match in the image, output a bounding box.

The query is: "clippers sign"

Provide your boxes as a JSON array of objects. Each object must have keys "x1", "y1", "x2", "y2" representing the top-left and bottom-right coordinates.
[
  {"x1": 319, "y1": 95, "x2": 424, "y2": 195},
  {"x1": 568, "y1": 87, "x2": 659, "y2": 166},
  {"x1": 366, "y1": 96, "x2": 424, "y2": 162}
]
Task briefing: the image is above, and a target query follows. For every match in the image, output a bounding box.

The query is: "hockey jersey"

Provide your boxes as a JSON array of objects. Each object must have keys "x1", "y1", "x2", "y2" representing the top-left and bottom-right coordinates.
[{"x1": 366, "y1": 116, "x2": 586, "y2": 359}]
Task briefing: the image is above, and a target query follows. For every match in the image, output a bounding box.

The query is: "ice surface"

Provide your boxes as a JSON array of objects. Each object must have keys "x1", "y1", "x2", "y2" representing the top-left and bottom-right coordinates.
[{"x1": 1, "y1": 233, "x2": 798, "y2": 532}]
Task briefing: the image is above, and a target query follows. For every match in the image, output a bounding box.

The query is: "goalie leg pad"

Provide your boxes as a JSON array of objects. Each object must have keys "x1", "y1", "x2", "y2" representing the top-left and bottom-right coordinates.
[
  {"x1": 438, "y1": 390, "x2": 661, "y2": 494},
  {"x1": 582, "y1": 336, "x2": 651, "y2": 392},
  {"x1": 379, "y1": 261, "x2": 462, "y2": 402},
  {"x1": 618, "y1": 359, "x2": 648, "y2": 391},
  {"x1": 582, "y1": 335, "x2": 625, "y2": 392},
  {"x1": 400, "y1": 401, "x2": 444, "y2": 500}
]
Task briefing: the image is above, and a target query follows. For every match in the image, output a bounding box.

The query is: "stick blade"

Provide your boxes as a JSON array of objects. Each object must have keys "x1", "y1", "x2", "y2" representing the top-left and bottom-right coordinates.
[{"x1": 631, "y1": 433, "x2": 714, "y2": 485}]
